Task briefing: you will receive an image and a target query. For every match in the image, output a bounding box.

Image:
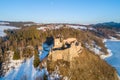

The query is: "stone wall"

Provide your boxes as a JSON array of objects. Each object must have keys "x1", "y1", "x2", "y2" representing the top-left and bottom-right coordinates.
[
  {"x1": 53, "y1": 38, "x2": 62, "y2": 48},
  {"x1": 50, "y1": 49, "x2": 69, "y2": 61},
  {"x1": 49, "y1": 38, "x2": 83, "y2": 62}
]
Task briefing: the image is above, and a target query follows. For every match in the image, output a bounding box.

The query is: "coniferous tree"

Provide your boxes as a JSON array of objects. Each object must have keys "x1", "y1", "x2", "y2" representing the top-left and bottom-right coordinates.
[
  {"x1": 13, "y1": 49, "x2": 20, "y2": 60},
  {"x1": 33, "y1": 50, "x2": 40, "y2": 68}
]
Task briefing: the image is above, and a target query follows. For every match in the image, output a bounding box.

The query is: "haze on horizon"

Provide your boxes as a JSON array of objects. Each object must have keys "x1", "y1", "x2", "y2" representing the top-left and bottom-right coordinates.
[{"x1": 0, "y1": 0, "x2": 120, "y2": 24}]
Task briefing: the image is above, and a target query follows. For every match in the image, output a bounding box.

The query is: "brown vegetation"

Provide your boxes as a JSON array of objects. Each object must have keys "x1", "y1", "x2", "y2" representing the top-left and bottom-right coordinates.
[{"x1": 47, "y1": 47, "x2": 119, "y2": 80}]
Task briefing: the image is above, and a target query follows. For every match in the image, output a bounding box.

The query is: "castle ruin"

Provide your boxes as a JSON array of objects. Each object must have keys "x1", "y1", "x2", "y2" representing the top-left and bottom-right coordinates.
[{"x1": 48, "y1": 38, "x2": 83, "y2": 62}]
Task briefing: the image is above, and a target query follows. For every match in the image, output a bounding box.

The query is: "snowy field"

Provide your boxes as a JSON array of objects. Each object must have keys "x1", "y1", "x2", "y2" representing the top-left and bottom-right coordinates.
[
  {"x1": 0, "y1": 40, "x2": 57, "y2": 80},
  {"x1": 0, "y1": 26, "x2": 20, "y2": 37},
  {"x1": 1, "y1": 57, "x2": 48, "y2": 80}
]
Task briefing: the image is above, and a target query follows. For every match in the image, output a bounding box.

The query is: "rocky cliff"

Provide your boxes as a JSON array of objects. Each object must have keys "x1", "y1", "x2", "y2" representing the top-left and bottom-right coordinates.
[{"x1": 47, "y1": 46, "x2": 119, "y2": 80}]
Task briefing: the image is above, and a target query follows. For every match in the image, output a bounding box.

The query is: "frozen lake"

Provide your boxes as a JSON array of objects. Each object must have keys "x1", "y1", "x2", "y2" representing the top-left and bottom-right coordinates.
[{"x1": 105, "y1": 40, "x2": 120, "y2": 75}]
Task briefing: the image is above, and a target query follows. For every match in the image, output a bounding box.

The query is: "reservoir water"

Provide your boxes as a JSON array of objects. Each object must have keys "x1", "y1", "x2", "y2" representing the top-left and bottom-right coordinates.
[{"x1": 105, "y1": 40, "x2": 120, "y2": 75}]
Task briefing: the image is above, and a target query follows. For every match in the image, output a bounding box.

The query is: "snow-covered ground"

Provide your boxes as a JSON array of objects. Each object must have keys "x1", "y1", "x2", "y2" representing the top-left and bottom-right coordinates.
[
  {"x1": 1, "y1": 57, "x2": 48, "y2": 80},
  {"x1": 0, "y1": 26, "x2": 20, "y2": 37},
  {"x1": 100, "y1": 39, "x2": 113, "y2": 59},
  {"x1": 116, "y1": 34, "x2": 120, "y2": 37},
  {"x1": 69, "y1": 25, "x2": 96, "y2": 31},
  {"x1": 0, "y1": 56, "x2": 62, "y2": 80},
  {"x1": 37, "y1": 26, "x2": 47, "y2": 30},
  {"x1": 0, "y1": 41, "x2": 60, "y2": 80},
  {"x1": 109, "y1": 36, "x2": 120, "y2": 41},
  {"x1": 100, "y1": 49, "x2": 112, "y2": 59},
  {"x1": 37, "y1": 25, "x2": 96, "y2": 32},
  {"x1": 0, "y1": 22, "x2": 9, "y2": 25},
  {"x1": 69, "y1": 25, "x2": 87, "y2": 30},
  {"x1": 85, "y1": 41, "x2": 104, "y2": 55},
  {"x1": 37, "y1": 25, "x2": 63, "y2": 31}
]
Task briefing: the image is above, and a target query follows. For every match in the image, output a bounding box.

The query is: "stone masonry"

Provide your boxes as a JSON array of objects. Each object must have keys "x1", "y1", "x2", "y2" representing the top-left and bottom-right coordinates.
[{"x1": 48, "y1": 38, "x2": 83, "y2": 62}]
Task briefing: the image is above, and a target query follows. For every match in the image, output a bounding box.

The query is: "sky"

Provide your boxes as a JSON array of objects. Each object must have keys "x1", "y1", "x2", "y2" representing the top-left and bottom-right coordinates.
[{"x1": 0, "y1": 0, "x2": 120, "y2": 24}]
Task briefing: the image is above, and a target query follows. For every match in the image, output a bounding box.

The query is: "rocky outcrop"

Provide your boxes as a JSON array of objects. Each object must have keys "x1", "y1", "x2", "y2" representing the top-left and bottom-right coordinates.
[
  {"x1": 47, "y1": 38, "x2": 119, "y2": 80},
  {"x1": 47, "y1": 47, "x2": 119, "y2": 80}
]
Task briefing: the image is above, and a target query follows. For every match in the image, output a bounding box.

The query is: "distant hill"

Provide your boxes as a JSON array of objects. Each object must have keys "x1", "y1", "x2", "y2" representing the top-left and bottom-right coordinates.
[
  {"x1": 89, "y1": 22, "x2": 120, "y2": 39},
  {"x1": 0, "y1": 21, "x2": 35, "y2": 27},
  {"x1": 93, "y1": 22, "x2": 120, "y2": 28}
]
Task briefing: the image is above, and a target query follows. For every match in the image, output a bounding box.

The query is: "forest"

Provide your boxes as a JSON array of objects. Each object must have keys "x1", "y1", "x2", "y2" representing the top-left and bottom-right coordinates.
[{"x1": 0, "y1": 25, "x2": 108, "y2": 68}]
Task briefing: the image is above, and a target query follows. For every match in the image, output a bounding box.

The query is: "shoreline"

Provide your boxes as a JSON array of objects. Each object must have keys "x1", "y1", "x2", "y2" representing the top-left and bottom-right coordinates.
[
  {"x1": 100, "y1": 49, "x2": 112, "y2": 59},
  {"x1": 100, "y1": 38, "x2": 114, "y2": 59},
  {"x1": 101, "y1": 38, "x2": 120, "y2": 79}
]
